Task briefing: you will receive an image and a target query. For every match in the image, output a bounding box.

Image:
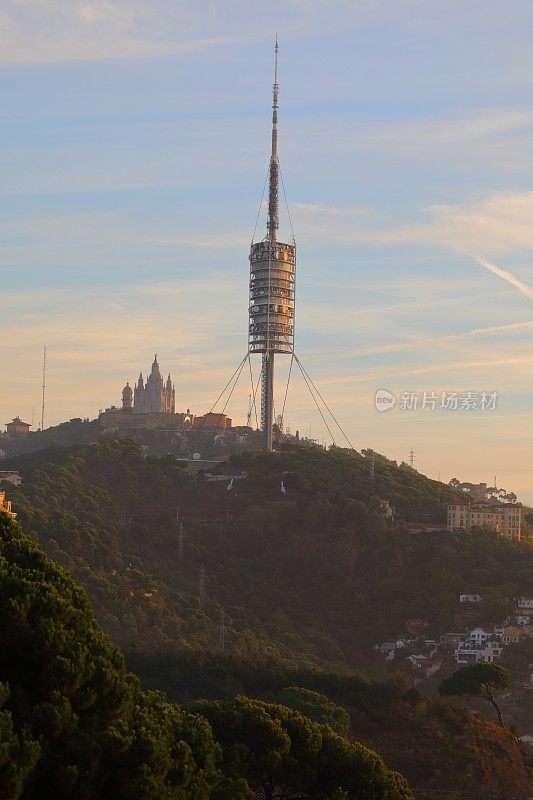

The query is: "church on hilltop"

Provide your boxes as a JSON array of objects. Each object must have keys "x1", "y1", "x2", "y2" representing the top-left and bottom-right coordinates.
[
  {"x1": 123, "y1": 354, "x2": 175, "y2": 414},
  {"x1": 99, "y1": 355, "x2": 193, "y2": 435}
]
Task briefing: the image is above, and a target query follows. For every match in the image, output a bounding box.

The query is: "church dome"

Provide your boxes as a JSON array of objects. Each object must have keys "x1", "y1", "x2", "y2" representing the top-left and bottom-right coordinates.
[{"x1": 122, "y1": 382, "x2": 133, "y2": 399}]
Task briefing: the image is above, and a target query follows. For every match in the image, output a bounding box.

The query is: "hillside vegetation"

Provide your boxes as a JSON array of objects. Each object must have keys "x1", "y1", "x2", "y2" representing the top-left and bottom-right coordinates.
[
  {"x1": 0, "y1": 514, "x2": 412, "y2": 799},
  {"x1": 4, "y1": 440, "x2": 531, "y2": 668},
  {"x1": 2, "y1": 440, "x2": 533, "y2": 795}
]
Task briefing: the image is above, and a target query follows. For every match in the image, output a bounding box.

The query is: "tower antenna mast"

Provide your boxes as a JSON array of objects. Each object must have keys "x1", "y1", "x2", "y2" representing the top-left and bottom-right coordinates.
[
  {"x1": 40, "y1": 345, "x2": 47, "y2": 431},
  {"x1": 248, "y1": 36, "x2": 295, "y2": 451}
]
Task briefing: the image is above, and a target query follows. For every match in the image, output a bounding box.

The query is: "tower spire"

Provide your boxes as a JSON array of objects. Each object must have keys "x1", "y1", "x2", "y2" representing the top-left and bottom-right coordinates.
[
  {"x1": 248, "y1": 37, "x2": 295, "y2": 452},
  {"x1": 268, "y1": 35, "x2": 280, "y2": 243}
]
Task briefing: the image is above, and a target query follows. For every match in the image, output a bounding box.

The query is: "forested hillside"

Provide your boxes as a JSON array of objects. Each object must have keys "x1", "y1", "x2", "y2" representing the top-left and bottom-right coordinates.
[
  {"x1": 2, "y1": 440, "x2": 533, "y2": 795},
  {"x1": 4, "y1": 440, "x2": 531, "y2": 668},
  {"x1": 0, "y1": 514, "x2": 412, "y2": 799}
]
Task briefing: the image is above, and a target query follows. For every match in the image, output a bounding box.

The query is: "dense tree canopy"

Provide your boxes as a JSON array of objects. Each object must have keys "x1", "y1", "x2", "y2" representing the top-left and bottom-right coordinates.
[
  {"x1": 193, "y1": 696, "x2": 411, "y2": 800},
  {"x1": 0, "y1": 514, "x2": 221, "y2": 799},
  {"x1": 0, "y1": 513, "x2": 415, "y2": 799}
]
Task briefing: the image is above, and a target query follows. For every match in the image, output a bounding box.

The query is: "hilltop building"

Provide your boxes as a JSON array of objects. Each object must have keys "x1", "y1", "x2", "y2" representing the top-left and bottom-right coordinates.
[
  {"x1": 99, "y1": 355, "x2": 193, "y2": 435},
  {"x1": 447, "y1": 502, "x2": 522, "y2": 540},
  {"x1": 193, "y1": 413, "x2": 232, "y2": 431},
  {"x1": 5, "y1": 417, "x2": 31, "y2": 435},
  {"x1": 132, "y1": 355, "x2": 175, "y2": 414}
]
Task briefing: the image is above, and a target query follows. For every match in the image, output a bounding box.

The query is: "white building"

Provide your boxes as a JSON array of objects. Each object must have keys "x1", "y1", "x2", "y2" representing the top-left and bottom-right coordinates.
[
  {"x1": 469, "y1": 627, "x2": 490, "y2": 644},
  {"x1": 447, "y1": 502, "x2": 522, "y2": 540},
  {"x1": 0, "y1": 471, "x2": 21, "y2": 487},
  {"x1": 460, "y1": 594, "x2": 482, "y2": 604},
  {"x1": 455, "y1": 640, "x2": 503, "y2": 664},
  {"x1": 375, "y1": 642, "x2": 396, "y2": 654}
]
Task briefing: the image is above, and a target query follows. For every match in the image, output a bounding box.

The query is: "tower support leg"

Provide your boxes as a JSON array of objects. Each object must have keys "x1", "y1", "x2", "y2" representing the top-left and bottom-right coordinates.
[{"x1": 261, "y1": 352, "x2": 275, "y2": 451}]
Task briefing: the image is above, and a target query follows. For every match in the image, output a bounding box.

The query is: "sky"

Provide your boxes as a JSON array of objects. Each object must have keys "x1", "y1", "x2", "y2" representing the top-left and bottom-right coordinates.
[{"x1": 1, "y1": 0, "x2": 533, "y2": 501}]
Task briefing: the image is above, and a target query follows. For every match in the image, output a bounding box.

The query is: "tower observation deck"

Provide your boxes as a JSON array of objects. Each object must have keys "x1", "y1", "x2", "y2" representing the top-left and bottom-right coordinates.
[{"x1": 249, "y1": 38, "x2": 295, "y2": 451}]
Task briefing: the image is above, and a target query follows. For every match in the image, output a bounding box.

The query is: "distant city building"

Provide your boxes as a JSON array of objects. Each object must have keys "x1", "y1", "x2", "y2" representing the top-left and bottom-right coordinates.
[
  {"x1": 5, "y1": 417, "x2": 31, "y2": 435},
  {"x1": 133, "y1": 355, "x2": 175, "y2": 413},
  {"x1": 0, "y1": 490, "x2": 16, "y2": 518},
  {"x1": 447, "y1": 502, "x2": 522, "y2": 540}
]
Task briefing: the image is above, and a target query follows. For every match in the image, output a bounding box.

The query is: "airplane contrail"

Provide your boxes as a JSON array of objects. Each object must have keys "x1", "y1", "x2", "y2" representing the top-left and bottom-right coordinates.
[{"x1": 478, "y1": 257, "x2": 533, "y2": 301}]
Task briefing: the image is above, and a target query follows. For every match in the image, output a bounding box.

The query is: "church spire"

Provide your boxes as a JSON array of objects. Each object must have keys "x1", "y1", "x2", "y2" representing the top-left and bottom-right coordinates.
[{"x1": 267, "y1": 35, "x2": 280, "y2": 243}]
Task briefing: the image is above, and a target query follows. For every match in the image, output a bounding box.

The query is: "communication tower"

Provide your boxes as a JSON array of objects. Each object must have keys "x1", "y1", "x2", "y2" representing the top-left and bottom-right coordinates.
[
  {"x1": 248, "y1": 37, "x2": 295, "y2": 451},
  {"x1": 40, "y1": 345, "x2": 47, "y2": 431}
]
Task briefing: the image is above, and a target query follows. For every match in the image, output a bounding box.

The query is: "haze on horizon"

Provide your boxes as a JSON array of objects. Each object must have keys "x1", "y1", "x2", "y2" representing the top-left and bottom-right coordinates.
[{"x1": 1, "y1": 0, "x2": 533, "y2": 502}]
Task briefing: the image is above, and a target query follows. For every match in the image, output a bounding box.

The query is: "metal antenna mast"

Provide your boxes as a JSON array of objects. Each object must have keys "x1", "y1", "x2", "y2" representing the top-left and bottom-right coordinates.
[
  {"x1": 199, "y1": 564, "x2": 206, "y2": 609},
  {"x1": 178, "y1": 522, "x2": 184, "y2": 559},
  {"x1": 40, "y1": 345, "x2": 47, "y2": 431},
  {"x1": 249, "y1": 36, "x2": 295, "y2": 451},
  {"x1": 218, "y1": 607, "x2": 226, "y2": 652}
]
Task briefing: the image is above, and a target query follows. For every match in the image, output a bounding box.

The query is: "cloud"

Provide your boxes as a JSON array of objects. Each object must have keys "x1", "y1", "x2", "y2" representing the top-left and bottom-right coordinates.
[
  {"x1": 293, "y1": 191, "x2": 533, "y2": 257},
  {"x1": 477, "y1": 258, "x2": 533, "y2": 301},
  {"x1": 333, "y1": 320, "x2": 533, "y2": 360},
  {"x1": 0, "y1": 1, "x2": 247, "y2": 65}
]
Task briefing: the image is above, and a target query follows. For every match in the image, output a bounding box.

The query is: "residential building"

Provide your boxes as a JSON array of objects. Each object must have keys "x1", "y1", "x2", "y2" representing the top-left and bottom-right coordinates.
[
  {"x1": 460, "y1": 593, "x2": 482, "y2": 604},
  {"x1": 447, "y1": 502, "x2": 522, "y2": 540},
  {"x1": 0, "y1": 491, "x2": 16, "y2": 519},
  {"x1": 375, "y1": 642, "x2": 396, "y2": 654},
  {"x1": 455, "y1": 640, "x2": 503, "y2": 664},
  {"x1": 502, "y1": 626, "x2": 521, "y2": 644},
  {"x1": 404, "y1": 618, "x2": 429, "y2": 636},
  {"x1": 5, "y1": 417, "x2": 31, "y2": 435},
  {"x1": 469, "y1": 627, "x2": 490, "y2": 644},
  {"x1": 407, "y1": 655, "x2": 442, "y2": 678},
  {"x1": 440, "y1": 632, "x2": 465, "y2": 647}
]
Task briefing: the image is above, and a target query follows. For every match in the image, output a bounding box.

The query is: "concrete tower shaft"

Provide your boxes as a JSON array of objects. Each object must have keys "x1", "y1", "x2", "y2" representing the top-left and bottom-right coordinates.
[{"x1": 248, "y1": 38, "x2": 296, "y2": 450}]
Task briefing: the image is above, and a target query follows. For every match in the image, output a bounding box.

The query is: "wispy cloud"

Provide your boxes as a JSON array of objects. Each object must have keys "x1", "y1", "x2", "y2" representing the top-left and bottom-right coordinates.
[
  {"x1": 293, "y1": 191, "x2": 533, "y2": 257},
  {"x1": 0, "y1": 1, "x2": 247, "y2": 65},
  {"x1": 477, "y1": 257, "x2": 533, "y2": 301},
  {"x1": 334, "y1": 320, "x2": 533, "y2": 360}
]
